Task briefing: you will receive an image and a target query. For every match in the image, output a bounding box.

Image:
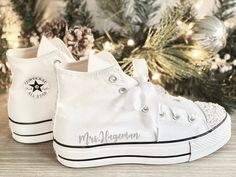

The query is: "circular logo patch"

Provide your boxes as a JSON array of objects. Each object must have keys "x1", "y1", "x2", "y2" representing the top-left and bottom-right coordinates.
[{"x1": 24, "y1": 77, "x2": 50, "y2": 98}]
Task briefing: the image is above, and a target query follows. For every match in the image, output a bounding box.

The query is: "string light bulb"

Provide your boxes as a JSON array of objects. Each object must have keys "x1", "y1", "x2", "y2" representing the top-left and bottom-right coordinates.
[
  {"x1": 177, "y1": 20, "x2": 183, "y2": 26},
  {"x1": 188, "y1": 23, "x2": 195, "y2": 29},
  {"x1": 191, "y1": 49, "x2": 202, "y2": 58},
  {"x1": 186, "y1": 23, "x2": 194, "y2": 36},
  {"x1": 233, "y1": 59, "x2": 236, "y2": 66},
  {"x1": 194, "y1": 1, "x2": 203, "y2": 10},
  {"x1": 127, "y1": 39, "x2": 135, "y2": 46},
  {"x1": 152, "y1": 73, "x2": 161, "y2": 82},
  {"x1": 224, "y1": 21, "x2": 234, "y2": 28},
  {"x1": 187, "y1": 30, "x2": 193, "y2": 36},
  {"x1": 103, "y1": 41, "x2": 112, "y2": 50}
]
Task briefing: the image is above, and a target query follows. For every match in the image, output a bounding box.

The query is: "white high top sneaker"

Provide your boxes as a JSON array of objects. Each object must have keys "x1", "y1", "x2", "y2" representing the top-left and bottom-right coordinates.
[
  {"x1": 7, "y1": 36, "x2": 75, "y2": 143},
  {"x1": 54, "y1": 51, "x2": 231, "y2": 168}
]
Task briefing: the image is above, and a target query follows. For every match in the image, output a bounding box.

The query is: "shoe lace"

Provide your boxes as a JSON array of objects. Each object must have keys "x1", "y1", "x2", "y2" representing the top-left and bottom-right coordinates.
[
  {"x1": 122, "y1": 59, "x2": 197, "y2": 141},
  {"x1": 123, "y1": 59, "x2": 168, "y2": 140}
]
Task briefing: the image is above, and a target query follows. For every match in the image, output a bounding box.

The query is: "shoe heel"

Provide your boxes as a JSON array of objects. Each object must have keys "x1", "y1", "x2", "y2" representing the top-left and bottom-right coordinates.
[{"x1": 9, "y1": 117, "x2": 53, "y2": 143}]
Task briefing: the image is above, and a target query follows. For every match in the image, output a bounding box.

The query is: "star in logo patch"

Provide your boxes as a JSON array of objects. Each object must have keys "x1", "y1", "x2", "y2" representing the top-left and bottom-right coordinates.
[
  {"x1": 24, "y1": 77, "x2": 50, "y2": 98},
  {"x1": 29, "y1": 81, "x2": 44, "y2": 92}
]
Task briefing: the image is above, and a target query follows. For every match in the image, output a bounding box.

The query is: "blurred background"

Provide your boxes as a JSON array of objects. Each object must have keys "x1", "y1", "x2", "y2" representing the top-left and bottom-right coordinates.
[{"x1": 0, "y1": 0, "x2": 235, "y2": 111}]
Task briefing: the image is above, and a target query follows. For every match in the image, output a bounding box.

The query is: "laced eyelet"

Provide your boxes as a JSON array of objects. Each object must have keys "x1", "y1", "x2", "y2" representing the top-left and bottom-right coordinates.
[
  {"x1": 108, "y1": 75, "x2": 117, "y2": 83},
  {"x1": 170, "y1": 109, "x2": 180, "y2": 120},
  {"x1": 173, "y1": 114, "x2": 180, "y2": 120},
  {"x1": 119, "y1": 87, "x2": 127, "y2": 94},
  {"x1": 159, "y1": 112, "x2": 165, "y2": 117},
  {"x1": 188, "y1": 114, "x2": 196, "y2": 122},
  {"x1": 158, "y1": 104, "x2": 165, "y2": 117},
  {"x1": 142, "y1": 106, "x2": 149, "y2": 113},
  {"x1": 54, "y1": 59, "x2": 62, "y2": 66}
]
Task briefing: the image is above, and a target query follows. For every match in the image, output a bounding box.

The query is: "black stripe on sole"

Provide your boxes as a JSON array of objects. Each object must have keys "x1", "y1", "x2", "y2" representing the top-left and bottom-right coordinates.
[
  {"x1": 9, "y1": 117, "x2": 52, "y2": 125},
  {"x1": 54, "y1": 115, "x2": 228, "y2": 149},
  {"x1": 13, "y1": 131, "x2": 53, "y2": 137},
  {"x1": 58, "y1": 153, "x2": 191, "y2": 162}
]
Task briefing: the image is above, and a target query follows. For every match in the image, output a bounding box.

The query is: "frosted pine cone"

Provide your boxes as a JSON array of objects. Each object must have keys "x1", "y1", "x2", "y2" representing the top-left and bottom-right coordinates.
[
  {"x1": 66, "y1": 26, "x2": 94, "y2": 58},
  {"x1": 42, "y1": 19, "x2": 67, "y2": 40}
]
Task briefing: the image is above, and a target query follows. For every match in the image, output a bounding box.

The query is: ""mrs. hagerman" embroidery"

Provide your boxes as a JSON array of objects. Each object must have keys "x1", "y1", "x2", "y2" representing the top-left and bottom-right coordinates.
[{"x1": 78, "y1": 130, "x2": 140, "y2": 145}]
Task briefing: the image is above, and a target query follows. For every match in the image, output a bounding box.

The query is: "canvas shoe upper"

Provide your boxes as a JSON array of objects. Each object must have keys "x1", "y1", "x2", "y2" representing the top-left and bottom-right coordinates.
[
  {"x1": 53, "y1": 51, "x2": 231, "y2": 168},
  {"x1": 7, "y1": 36, "x2": 75, "y2": 143}
]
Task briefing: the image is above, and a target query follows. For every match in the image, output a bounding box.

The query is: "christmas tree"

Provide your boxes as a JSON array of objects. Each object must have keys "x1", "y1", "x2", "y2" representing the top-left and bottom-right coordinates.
[{"x1": 0, "y1": 0, "x2": 235, "y2": 111}]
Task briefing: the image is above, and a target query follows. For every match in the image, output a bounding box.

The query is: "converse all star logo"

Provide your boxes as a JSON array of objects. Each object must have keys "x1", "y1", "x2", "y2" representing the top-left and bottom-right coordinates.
[{"x1": 24, "y1": 77, "x2": 49, "y2": 98}]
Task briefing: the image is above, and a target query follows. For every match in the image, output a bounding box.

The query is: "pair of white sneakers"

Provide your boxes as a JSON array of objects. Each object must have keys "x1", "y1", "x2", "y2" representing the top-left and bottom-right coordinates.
[{"x1": 6, "y1": 36, "x2": 231, "y2": 168}]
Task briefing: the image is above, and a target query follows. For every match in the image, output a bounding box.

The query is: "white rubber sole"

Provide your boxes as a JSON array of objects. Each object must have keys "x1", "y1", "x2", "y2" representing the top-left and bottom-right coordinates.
[
  {"x1": 9, "y1": 117, "x2": 53, "y2": 144},
  {"x1": 53, "y1": 115, "x2": 231, "y2": 168}
]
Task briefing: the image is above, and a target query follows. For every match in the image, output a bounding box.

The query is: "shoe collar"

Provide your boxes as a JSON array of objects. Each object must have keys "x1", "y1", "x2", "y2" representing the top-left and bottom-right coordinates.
[{"x1": 6, "y1": 36, "x2": 75, "y2": 63}]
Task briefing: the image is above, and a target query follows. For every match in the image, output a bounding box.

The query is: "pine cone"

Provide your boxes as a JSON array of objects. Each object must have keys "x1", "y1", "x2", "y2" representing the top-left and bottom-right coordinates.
[
  {"x1": 42, "y1": 19, "x2": 67, "y2": 40},
  {"x1": 66, "y1": 26, "x2": 94, "y2": 58}
]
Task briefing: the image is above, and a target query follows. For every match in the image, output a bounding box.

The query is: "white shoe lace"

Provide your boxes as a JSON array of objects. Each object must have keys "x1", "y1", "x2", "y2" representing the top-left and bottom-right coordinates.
[
  {"x1": 122, "y1": 59, "x2": 166, "y2": 140},
  {"x1": 122, "y1": 59, "x2": 196, "y2": 141}
]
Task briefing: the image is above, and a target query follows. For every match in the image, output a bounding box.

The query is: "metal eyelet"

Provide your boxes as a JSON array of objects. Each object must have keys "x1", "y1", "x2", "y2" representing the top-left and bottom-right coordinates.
[
  {"x1": 158, "y1": 104, "x2": 165, "y2": 117},
  {"x1": 54, "y1": 59, "x2": 62, "y2": 65},
  {"x1": 188, "y1": 114, "x2": 196, "y2": 122},
  {"x1": 119, "y1": 87, "x2": 127, "y2": 94},
  {"x1": 173, "y1": 113, "x2": 180, "y2": 120},
  {"x1": 142, "y1": 106, "x2": 149, "y2": 113},
  {"x1": 108, "y1": 75, "x2": 117, "y2": 83},
  {"x1": 170, "y1": 109, "x2": 180, "y2": 120},
  {"x1": 159, "y1": 112, "x2": 165, "y2": 117}
]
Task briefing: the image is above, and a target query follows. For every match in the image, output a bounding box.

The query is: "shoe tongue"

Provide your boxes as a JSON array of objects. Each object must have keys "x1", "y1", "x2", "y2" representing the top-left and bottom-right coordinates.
[
  {"x1": 37, "y1": 36, "x2": 75, "y2": 60},
  {"x1": 37, "y1": 36, "x2": 58, "y2": 57},
  {"x1": 88, "y1": 51, "x2": 120, "y2": 72},
  {"x1": 132, "y1": 59, "x2": 148, "y2": 81}
]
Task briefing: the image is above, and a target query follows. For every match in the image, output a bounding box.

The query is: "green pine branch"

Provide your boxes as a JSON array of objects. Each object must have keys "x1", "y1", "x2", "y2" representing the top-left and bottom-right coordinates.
[
  {"x1": 0, "y1": 16, "x2": 10, "y2": 93},
  {"x1": 220, "y1": 28, "x2": 236, "y2": 58},
  {"x1": 97, "y1": 0, "x2": 129, "y2": 35},
  {"x1": 198, "y1": 69, "x2": 236, "y2": 111},
  {"x1": 97, "y1": 0, "x2": 160, "y2": 38},
  {"x1": 121, "y1": 0, "x2": 206, "y2": 79},
  {"x1": 214, "y1": 0, "x2": 236, "y2": 21},
  {"x1": 124, "y1": 0, "x2": 160, "y2": 26},
  {"x1": 144, "y1": 1, "x2": 194, "y2": 49},
  {"x1": 10, "y1": 0, "x2": 45, "y2": 47},
  {"x1": 64, "y1": 0, "x2": 93, "y2": 28},
  {"x1": 213, "y1": 0, "x2": 236, "y2": 110}
]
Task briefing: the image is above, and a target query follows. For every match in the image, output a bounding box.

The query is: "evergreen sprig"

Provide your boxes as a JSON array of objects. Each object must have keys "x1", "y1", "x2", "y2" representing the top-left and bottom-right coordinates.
[
  {"x1": 211, "y1": 0, "x2": 236, "y2": 110},
  {"x1": 96, "y1": 0, "x2": 160, "y2": 38},
  {"x1": 96, "y1": 0, "x2": 130, "y2": 35},
  {"x1": 64, "y1": 0, "x2": 93, "y2": 28},
  {"x1": 0, "y1": 16, "x2": 10, "y2": 93},
  {"x1": 124, "y1": 0, "x2": 160, "y2": 28},
  {"x1": 197, "y1": 69, "x2": 236, "y2": 111},
  {"x1": 214, "y1": 0, "x2": 236, "y2": 21},
  {"x1": 201, "y1": 27, "x2": 236, "y2": 110},
  {"x1": 10, "y1": 0, "x2": 45, "y2": 47},
  {"x1": 122, "y1": 1, "x2": 209, "y2": 79}
]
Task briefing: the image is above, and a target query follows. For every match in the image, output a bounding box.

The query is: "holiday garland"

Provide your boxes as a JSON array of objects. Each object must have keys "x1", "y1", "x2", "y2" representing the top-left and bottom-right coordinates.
[
  {"x1": 0, "y1": 0, "x2": 235, "y2": 111},
  {"x1": 0, "y1": 16, "x2": 10, "y2": 92},
  {"x1": 10, "y1": 0, "x2": 45, "y2": 47},
  {"x1": 121, "y1": 1, "x2": 204, "y2": 78}
]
